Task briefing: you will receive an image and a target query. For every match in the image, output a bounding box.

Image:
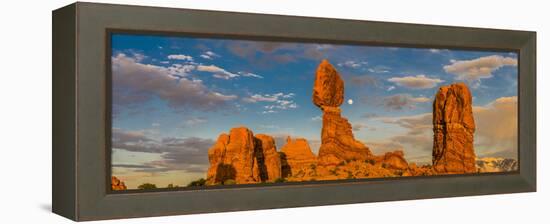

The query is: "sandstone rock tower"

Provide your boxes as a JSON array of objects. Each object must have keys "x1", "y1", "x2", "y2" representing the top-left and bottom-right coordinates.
[
  {"x1": 313, "y1": 59, "x2": 372, "y2": 165},
  {"x1": 254, "y1": 134, "x2": 283, "y2": 182},
  {"x1": 432, "y1": 83, "x2": 476, "y2": 173},
  {"x1": 206, "y1": 127, "x2": 283, "y2": 185}
]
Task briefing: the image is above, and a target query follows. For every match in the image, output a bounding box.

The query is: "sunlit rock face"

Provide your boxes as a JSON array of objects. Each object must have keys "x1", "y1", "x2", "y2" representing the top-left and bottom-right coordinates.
[
  {"x1": 313, "y1": 60, "x2": 372, "y2": 165},
  {"x1": 280, "y1": 136, "x2": 317, "y2": 177},
  {"x1": 111, "y1": 176, "x2": 127, "y2": 191},
  {"x1": 432, "y1": 83, "x2": 477, "y2": 174},
  {"x1": 206, "y1": 127, "x2": 259, "y2": 185}
]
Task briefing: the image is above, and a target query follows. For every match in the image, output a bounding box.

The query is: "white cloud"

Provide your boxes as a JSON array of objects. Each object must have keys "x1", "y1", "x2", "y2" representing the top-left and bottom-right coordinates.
[
  {"x1": 387, "y1": 74, "x2": 444, "y2": 89},
  {"x1": 199, "y1": 51, "x2": 220, "y2": 60},
  {"x1": 367, "y1": 65, "x2": 391, "y2": 73},
  {"x1": 473, "y1": 96, "x2": 518, "y2": 158},
  {"x1": 311, "y1": 115, "x2": 322, "y2": 121},
  {"x1": 337, "y1": 60, "x2": 368, "y2": 68},
  {"x1": 243, "y1": 92, "x2": 297, "y2": 114},
  {"x1": 167, "y1": 54, "x2": 194, "y2": 61},
  {"x1": 196, "y1": 64, "x2": 239, "y2": 79},
  {"x1": 112, "y1": 53, "x2": 237, "y2": 111},
  {"x1": 183, "y1": 117, "x2": 208, "y2": 127},
  {"x1": 444, "y1": 55, "x2": 517, "y2": 81},
  {"x1": 387, "y1": 86, "x2": 395, "y2": 91},
  {"x1": 382, "y1": 94, "x2": 431, "y2": 110},
  {"x1": 238, "y1": 71, "x2": 264, "y2": 79}
]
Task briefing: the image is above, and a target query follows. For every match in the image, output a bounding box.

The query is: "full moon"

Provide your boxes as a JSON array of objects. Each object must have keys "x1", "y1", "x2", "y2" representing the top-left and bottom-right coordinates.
[{"x1": 347, "y1": 99, "x2": 353, "y2": 105}]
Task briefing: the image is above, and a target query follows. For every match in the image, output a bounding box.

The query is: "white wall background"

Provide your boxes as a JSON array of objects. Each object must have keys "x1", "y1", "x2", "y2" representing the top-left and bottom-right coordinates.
[{"x1": 0, "y1": 0, "x2": 547, "y2": 223}]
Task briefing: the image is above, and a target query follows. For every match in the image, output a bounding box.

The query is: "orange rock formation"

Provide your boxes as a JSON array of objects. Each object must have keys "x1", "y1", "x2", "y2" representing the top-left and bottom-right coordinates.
[
  {"x1": 432, "y1": 83, "x2": 476, "y2": 173},
  {"x1": 280, "y1": 136, "x2": 317, "y2": 176},
  {"x1": 313, "y1": 60, "x2": 373, "y2": 165},
  {"x1": 111, "y1": 176, "x2": 127, "y2": 190},
  {"x1": 207, "y1": 127, "x2": 284, "y2": 185},
  {"x1": 207, "y1": 127, "x2": 259, "y2": 184},
  {"x1": 254, "y1": 134, "x2": 282, "y2": 182},
  {"x1": 202, "y1": 60, "x2": 480, "y2": 186}
]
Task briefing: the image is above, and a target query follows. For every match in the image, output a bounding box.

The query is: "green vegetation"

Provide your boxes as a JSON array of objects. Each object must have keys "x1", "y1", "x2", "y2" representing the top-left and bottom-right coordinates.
[
  {"x1": 166, "y1": 183, "x2": 180, "y2": 188},
  {"x1": 365, "y1": 159, "x2": 376, "y2": 165},
  {"x1": 137, "y1": 183, "x2": 157, "y2": 190},
  {"x1": 187, "y1": 178, "x2": 207, "y2": 187},
  {"x1": 346, "y1": 171, "x2": 354, "y2": 179},
  {"x1": 274, "y1": 177, "x2": 286, "y2": 183},
  {"x1": 222, "y1": 179, "x2": 236, "y2": 185}
]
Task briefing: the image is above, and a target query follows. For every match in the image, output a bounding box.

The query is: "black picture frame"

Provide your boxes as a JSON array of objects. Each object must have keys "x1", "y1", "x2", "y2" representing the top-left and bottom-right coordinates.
[{"x1": 53, "y1": 2, "x2": 536, "y2": 221}]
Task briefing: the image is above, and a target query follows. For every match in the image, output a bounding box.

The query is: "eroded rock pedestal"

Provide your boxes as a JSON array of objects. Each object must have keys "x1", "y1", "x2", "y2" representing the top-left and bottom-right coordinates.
[
  {"x1": 313, "y1": 60, "x2": 372, "y2": 165},
  {"x1": 432, "y1": 83, "x2": 476, "y2": 173}
]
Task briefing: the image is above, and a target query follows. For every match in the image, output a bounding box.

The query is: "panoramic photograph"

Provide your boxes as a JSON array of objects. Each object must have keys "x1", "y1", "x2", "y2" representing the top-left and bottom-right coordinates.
[{"x1": 110, "y1": 34, "x2": 518, "y2": 191}]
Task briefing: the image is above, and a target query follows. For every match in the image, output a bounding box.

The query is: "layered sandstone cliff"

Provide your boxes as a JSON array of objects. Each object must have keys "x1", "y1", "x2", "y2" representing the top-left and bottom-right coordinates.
[
  {"x1": 206, "y1": 127, "x2": 284, "y2": 185},
  {"x1": 432, "y1": 83, "x2": 476, "y2": 173},
  {"x1": 254, "y1": 134, "x2": 283, "y2": 182},
  {"x1": 206, "y1": 127, "x2": 258, "y2": 184},
  {"x1": 280, "y1": 136, "x2": 317, "y2": 177}
]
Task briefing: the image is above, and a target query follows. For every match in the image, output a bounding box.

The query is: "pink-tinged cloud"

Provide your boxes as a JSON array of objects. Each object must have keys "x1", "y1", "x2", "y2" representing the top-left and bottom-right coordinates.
[
  {"x1": 387, "y1": 75, "x2": 444, "y2": 89},
  {"x1": 444, "y1": 55, "x2": 517, "y2": 81}
]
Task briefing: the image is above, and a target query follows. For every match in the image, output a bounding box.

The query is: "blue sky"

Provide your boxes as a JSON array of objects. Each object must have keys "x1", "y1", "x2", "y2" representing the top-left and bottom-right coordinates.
[{"x1": 111, "y1": 34, "x2": 518, "y2": 188}]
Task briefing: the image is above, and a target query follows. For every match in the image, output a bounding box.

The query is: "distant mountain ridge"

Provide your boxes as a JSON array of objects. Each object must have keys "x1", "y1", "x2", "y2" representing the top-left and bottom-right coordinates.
[{"x1": 476, "y1": 157, "x2": 518, "y2": 172}]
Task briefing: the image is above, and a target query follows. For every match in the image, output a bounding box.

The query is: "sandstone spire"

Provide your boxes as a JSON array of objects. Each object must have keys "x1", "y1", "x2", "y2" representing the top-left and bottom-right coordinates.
[
  {"x1": 313, "y1": 60, "x2": 372, "y2": 165},
  {"x1": 432, "y1": 83, "x2": 476, "y2": 173}
]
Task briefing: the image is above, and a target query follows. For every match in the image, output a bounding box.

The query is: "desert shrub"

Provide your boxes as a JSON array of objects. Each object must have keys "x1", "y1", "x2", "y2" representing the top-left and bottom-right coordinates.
[
  {"x1": 137, "y1": 183, "x2": 157, "y2": 190},
  {"x1": 274, "y1": 177, "x2": 286, "y2": 183},
  {"x1": 187, "y1": 178, "x2": 207, "y2": 187},
  {"x1": 310, "y1": 164, "x2": 317, "y2": 170},
  {"x1": 365, "y1": 159, "x2": 376, "y2": 165},
  {"x1": 222, "y1": 179, "x2": 236, "y2": 185}
]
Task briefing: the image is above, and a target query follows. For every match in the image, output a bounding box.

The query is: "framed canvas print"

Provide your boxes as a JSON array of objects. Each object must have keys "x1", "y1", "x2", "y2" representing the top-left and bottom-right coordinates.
[{"x1": 52, "y1": 2, "x2": 536, "y2": 221}]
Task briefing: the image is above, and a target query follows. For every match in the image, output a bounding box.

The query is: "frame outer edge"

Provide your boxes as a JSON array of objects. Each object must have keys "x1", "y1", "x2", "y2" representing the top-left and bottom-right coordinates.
[
  {"x1": 69, "y1": 2, "x2": 537, "y2": 221},
  {"x1": 520, "y1": 32, "x2": 537, "y2": 190},
  {"x1": 52, "y1": 3, "x2": 78, "y2": 221}
]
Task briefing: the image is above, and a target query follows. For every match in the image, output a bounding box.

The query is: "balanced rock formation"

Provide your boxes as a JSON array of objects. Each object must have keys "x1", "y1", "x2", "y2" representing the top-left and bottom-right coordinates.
[
  {"x1": 254, "y1": 134, "x2": 282, "y2": 182},
  {"x1": 313, "y1": 59, "x2": 344, "y2": 108},
  {"x1": 313, "y1": 60, "x2": 372, "y2": 165},
  {"x1": 280, "y1": 136, "x2": 317, "y2": 177},
  {"x1": 206, "y1": 127, "x2": 283, "y2": 185},
  {"x1": 111, "y1": 176, "x2": 127, "y2": 190},
  {"x1": 432, "y1": 83, "x2": 476, "y2": 173}
]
